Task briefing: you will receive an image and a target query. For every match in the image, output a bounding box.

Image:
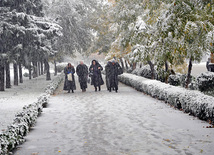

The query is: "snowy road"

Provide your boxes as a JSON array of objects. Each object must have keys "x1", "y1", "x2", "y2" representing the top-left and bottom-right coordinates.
[{"x1": 14, "y1": 77, "x2": 214, "y2": 155}]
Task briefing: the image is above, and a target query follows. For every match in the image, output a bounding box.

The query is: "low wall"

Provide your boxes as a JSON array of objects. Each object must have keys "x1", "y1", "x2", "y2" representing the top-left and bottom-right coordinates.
[{"x1": 119, "y1": 73, "x2": 214, "y2": 125}]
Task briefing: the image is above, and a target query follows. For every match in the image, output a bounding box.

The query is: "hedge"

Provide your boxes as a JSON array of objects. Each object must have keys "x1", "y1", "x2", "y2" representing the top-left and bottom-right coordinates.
[{"x1": 118, "y1": 73, "x2": 214, "y2": 125}]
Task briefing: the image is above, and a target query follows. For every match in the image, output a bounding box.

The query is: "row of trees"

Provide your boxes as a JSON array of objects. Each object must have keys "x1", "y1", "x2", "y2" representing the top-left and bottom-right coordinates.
[
  {"x1": 2, "y1": 0, "x2": 213, "y2": 91},
  {"x1": 0, "y1": 0, "x2": 62, "y2": 91},
  {"x1": 90, "y1": 0, "x2": 214, "y2": 88}
]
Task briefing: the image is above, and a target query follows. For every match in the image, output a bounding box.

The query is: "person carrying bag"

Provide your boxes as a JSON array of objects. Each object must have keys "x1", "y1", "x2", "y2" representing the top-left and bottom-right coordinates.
[{"x1": 63, "y1": 63, "x2": 76, "y2": 93}]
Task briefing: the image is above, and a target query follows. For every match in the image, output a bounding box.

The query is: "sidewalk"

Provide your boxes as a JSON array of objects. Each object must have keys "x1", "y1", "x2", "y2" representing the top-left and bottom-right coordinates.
[
  {"x1": 14, "y1": 78, "x2": 214, "y2": 155},
  {"x1": 0, "y1": 74, "x2": 58, "y2": 133}
]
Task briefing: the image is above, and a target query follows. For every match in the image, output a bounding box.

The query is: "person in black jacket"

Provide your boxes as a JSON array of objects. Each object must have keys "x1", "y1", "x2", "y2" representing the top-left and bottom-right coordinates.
[
  {"x1": 89, "y1": 60, "x2": 104, "y2": 92},
  {"x1": 105, "y1": 61, "x2": 112, "y2": 91},
  {"x1": 105, "y1": 59, "x2": 123, "y2": 93},
  {"x1": 63, "y1": 63, "x2": 76, "y2": 93},
  {"x1": 76, "y1": 61, "x2": 88, "y2": 92}
]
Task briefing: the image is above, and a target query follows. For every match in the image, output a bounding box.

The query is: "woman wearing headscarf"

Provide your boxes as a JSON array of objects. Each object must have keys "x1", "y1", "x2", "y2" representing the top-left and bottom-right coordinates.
[
  {"x1": 89, "y1": 60, "x2": 104, "y2": 91},
  {"x1": 63, "y1": 63, "x2": 76, "y2": 93}
]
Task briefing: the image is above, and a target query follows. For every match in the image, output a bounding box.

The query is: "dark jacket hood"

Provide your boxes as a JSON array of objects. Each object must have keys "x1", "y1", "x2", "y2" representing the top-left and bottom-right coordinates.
[{"x1": 91, "y1": 60, "x2": 99, "y2": 65}]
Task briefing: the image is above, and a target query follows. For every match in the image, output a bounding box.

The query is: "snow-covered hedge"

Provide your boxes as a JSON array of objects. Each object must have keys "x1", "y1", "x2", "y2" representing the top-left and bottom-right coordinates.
[
  {"x1": 168, "y1": 74, "x2": 181, "y2": 86},
  {"x1": 132, "y1": 65, "x2": 157, "y2": 79},
  {"x1": 197, "y1": 72, "x2": 214, "y2": 91},
  {"x1": 44, "y1": 73, "x2": 64, "y2": 95},
  {"x1": 119, "y1": 73, "x2": 214, "y2": 124},
  {"x1": 0, "y1": 73, "x2": 63, "y2": 154}
]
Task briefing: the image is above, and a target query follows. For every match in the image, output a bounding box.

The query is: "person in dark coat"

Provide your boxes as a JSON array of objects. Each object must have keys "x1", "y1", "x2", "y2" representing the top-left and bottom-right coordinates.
[
  {"x1": 105, "y1": 61, "x2": 112, "y2": 91},
  {"x1": 206, "y1": 58, "x2": 211, "y2": 71},
  {"x1": 63, "y1": 63, "x2": 76, "y2": 93},
  {"x1": 105, "y1": 59, "x2": 123, "y2": 93},
  {"x1": 89, "y1": 60, "x2": 104, "y2": 92},
  {"x1": 76, "y1": 61, "x2": 88, "y2": 92}
]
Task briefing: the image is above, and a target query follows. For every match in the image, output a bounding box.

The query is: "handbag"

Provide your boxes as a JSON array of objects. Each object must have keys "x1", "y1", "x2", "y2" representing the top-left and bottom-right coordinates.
[
  {"x1": 67, "y1": 73, "x2": 73, "y2": 81},
  {"x1": 87, "y1": 77, "x2": 91, "y2": 83},
  {"x1": 89, "y1": 72, "x2": 93, "y2": 77}
]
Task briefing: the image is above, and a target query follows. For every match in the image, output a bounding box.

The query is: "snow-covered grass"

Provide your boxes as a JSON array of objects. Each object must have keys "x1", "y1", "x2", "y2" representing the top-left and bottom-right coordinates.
[
  {"x1": 0, "y1": 73, "x2": 64, "y2": 155},
  {"x1": 118, "y1": 73, "x2": 214, "y2": 125}
]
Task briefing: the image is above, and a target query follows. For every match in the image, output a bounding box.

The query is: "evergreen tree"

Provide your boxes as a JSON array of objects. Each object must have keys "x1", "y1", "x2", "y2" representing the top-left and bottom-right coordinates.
[{"x1": 0, "y1": 0, "x2": 62, "y2": 91}]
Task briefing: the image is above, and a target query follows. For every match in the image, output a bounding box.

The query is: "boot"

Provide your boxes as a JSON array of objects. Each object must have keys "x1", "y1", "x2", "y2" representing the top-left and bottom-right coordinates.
[
  {"x1": 72, "y1": 90, "x2": 74, "y2": 93},
  {"x1": 115, "y1": 85, "x2": 118, "y2": 93},
  {"x1": 109, "y1": 87, "x2": 111, "y2": 92},
  {"x1": 95, "y1": 87, "x2": 97, "y2": 92},
  {"x1": 98, "y1": 86, "x2": 101, "y2": 91}
]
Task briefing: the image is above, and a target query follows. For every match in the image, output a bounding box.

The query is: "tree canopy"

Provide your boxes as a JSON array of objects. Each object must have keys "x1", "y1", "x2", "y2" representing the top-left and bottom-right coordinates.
[{"x1": 88, "y1": 0, "x2": 214, "y2": 86}]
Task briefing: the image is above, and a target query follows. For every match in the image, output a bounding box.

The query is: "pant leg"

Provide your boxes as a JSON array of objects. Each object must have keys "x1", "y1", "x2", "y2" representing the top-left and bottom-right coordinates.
[{"x1": 80, "y1": 82, "x2": 83, "y2": 90}]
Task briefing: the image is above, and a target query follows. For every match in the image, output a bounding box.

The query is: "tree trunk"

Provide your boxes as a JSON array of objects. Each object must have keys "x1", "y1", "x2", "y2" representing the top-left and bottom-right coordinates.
[
  {"x1": 132, "y1": 62, "x2": 136, "y2": 70},
  {"x1": 165, "y1": 61, "x2": 168, "y2": 72},
  {"x1": 140, "y1": 62, "x2": 143, "y2": 68},
  {"x1": 29, "y1": 62, "x2": 32, "y2": 80},
  {"x1": 54, "y1": 60, "x2": 57, "y2": 76},
  {"x1": 125, "y1": 60, "x2": 129, "y2": 70},
  {"x1": 45, "y1": 59, "x2": 51, "y2": 80},
  {"x1": 185, "y1": 57, "x2": 193, "y2": 88},
  {"x1": 148, "y1": 60, "x2": 155, "y2": 79},
  {"x1": 41, "y1": 61, "x2": 44, "y2": 75},
  {"x1": 119, "y1": 57, "x2": 125, "y2": 71},
  {"x1": 5, "y1": 61, "x2": 11, "y2": 88},
  {"x1": 32, "y1": 62, "x2": 36, "y2": 78},
  {"x1": 165, "y1": 61, "x2": 169, "y2": 83},
  {"x1": 13, "y1": 62, "x2": 18, "y2": 86},
  {"x1": 36, "y1": 62, "x2": 38, "y2": 77},
  {"x1": 211, "y1": 53, "x2": 214, "y2": 63},
  {"x1": 0, "y1": 61, "x2": 5, "y2": 91},
  {"x1": 32, "y1": 61, "x2": 38, "y2": 78},
  {"x1": 19, "y1": 61, "x2": 23, "y2": 83},
  {"x1": 44, "y1": 60, "x2": 47, "y2": 74},
  {"x1": 38, "y1": 62, "x2": 41, "y2": 76}
]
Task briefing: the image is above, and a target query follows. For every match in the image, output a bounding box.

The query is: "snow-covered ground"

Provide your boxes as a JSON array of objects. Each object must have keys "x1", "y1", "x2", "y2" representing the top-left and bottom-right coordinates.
[
  {"x1": 192, "y1": 62, "x2": 207, "y2": 77},
  {"x1": 14, "y1": 76, "x2": 214, "y2": 155},
  {"x1": 0, "y1": 72, "x2": 57, "y2": 133}
]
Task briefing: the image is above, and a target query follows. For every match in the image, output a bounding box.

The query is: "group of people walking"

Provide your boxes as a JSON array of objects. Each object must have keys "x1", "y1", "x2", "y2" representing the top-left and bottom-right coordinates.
[{"x1": 63, "y1": 59, "x2": 123, "y2": 93}]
